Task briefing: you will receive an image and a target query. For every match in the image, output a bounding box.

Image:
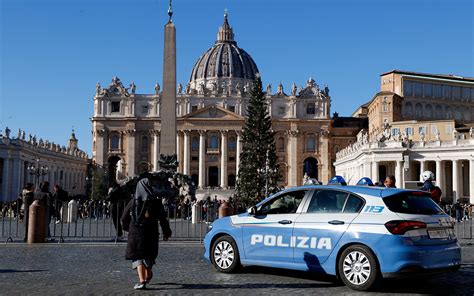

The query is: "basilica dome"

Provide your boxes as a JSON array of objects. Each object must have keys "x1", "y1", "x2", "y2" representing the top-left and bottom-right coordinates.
[{"x1": 188, "y1": 13, "x2": 259, "y2": 93}]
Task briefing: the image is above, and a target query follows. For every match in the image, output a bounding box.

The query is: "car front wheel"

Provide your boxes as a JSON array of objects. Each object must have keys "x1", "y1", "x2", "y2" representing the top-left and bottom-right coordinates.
[
  {"x1": 338, "y1": 245, "x2": 380, "y2": 291},
  {"x1": 211, "y1": 235, "x2": 241, "y2": 273}
]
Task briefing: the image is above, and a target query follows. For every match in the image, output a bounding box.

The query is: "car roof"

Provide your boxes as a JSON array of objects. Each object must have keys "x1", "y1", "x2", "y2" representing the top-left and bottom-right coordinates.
[{"x1": 283, "y1": 185, "x2": 409, "y2": 199}]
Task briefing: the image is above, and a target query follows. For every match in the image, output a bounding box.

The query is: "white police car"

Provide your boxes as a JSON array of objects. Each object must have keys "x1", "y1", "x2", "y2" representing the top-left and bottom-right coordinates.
[{"x1": 203, "y1": 185, "x2": 461, "y2": 291}]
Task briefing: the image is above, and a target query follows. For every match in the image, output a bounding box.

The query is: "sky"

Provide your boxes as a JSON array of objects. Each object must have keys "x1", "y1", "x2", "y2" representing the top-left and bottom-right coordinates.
[{"x1": 1, "y1": 0, "x2": 473, "y2": 155}]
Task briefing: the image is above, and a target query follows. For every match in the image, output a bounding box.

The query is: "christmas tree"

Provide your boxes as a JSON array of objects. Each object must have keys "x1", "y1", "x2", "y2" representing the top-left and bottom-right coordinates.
[{"x1": 235, "y1": 75, "x2": 279, "y2": 206}]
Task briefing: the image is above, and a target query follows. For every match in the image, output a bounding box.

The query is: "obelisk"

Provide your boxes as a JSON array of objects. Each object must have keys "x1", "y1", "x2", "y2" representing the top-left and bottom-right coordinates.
[{"x1": 160, "y1": 0, "x2": 177, "y2": 156}]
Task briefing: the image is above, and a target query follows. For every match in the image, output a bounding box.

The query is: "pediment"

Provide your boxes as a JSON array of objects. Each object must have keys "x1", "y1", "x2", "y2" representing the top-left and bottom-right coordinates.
[{"x1": 183, "y1": 105, "x2": 244, "y2": 120}]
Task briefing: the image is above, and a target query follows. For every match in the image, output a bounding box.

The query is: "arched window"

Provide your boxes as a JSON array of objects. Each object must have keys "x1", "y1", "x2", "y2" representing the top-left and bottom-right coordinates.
[
  {"x1": 445, "y1": 106, "x2": 452, "y2": 119},
  {"x1": 210, "y1": 134, "x2": 218, "y2": 149},
  {"x1": 424, "y1": 104, "x2": 433, "y2": 119},
  {"x1": 111, "y1": 135, "x2": 119, "y2": 150},
  {"x1": 435, "y1": 105, "x2": 443, "y2": 119},
  {"x1": 277, "y1": 137, "x2": 285, "y2": 152},
  {"x1": 382, "y1": 97, "x2": 389, "y2": 112},
  {"x1": 415, "y1": 103, "x2": 423, "y2": 118},
  {"x1": 228, "y1": 136, "x2": 236, "y2": 151},
  {"x1": 306, "y1": 135, "x2": 316, "y2": 152},
  {"x1": 404, "y1": 102, "x2": 413, "y2": 119},
  {"x1": 454, "y1": 107, "x2": 462, "y2": 121},
  {"x1": 141, "y1": 136, "x2": 148, "y2": 152},
  {"x1": 191, "y1": 137, "x2": 199, "y2": 151}
]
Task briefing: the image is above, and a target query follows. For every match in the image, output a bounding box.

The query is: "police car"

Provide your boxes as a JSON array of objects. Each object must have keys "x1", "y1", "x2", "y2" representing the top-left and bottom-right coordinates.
[{"x1": 203, "y1": 183, "x2": 461, "y2": 291}]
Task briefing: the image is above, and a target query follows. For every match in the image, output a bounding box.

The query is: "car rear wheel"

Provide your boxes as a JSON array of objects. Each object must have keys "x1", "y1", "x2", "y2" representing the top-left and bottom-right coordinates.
[
  {"x1": 211, "y1": 235, "x2": 241, "y2": 273},
  {"x1": 338, "y1": 245, "x2": 380, "y2": 291}
]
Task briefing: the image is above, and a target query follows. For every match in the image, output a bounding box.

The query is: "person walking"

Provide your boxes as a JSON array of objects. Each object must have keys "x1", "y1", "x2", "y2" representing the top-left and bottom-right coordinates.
[
  {"x1": 52, "y1": 184, "x2": 68, "y2": 224},
  {"x1": 37, "y1": 182, "x2": 54, "y2": 240},
  {"x1": 121, "y1": 178, "x2": 172, "y2": 290},
  {"x1": 106, "y1": 181, "x2": 130, "y2": 240}
]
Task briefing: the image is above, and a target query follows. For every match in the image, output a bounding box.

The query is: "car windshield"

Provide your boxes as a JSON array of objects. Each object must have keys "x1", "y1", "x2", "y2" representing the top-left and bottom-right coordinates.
[{"x1": 383, "y1": 191, "x2": 443, "y2": 215}]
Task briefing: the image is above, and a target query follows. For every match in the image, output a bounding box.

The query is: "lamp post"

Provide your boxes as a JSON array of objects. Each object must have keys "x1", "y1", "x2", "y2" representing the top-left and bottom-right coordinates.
[
  {"x1": 27, "y1": 158, "x2": 49, "y2": 189},
  {"x1": 257, "y1": 150, "x2": 276, "y2": 198}
]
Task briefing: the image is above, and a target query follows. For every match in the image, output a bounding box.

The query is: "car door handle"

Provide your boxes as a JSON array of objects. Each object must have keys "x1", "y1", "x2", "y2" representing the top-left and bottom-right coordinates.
[
  {"x1": 278, "y1": 220, "x2": 292, "y2": 225},
  {"x1": 328, "y1": 220, "x2": 345, "y2": 225}
]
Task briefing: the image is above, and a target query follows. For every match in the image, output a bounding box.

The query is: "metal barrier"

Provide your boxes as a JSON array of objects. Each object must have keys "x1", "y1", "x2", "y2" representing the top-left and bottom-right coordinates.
[
  {"x1": 2, "y1": 199, "x2": 472, "y2": 242},
  {"x1": 0, "y1": 200, "x2": 219, "y2": 243}
]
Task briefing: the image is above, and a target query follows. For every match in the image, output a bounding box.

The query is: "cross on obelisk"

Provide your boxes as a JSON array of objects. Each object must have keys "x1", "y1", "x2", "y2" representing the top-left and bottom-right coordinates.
[{"x1": 160, "y1": 0, "x2": 177, "y2": 159}]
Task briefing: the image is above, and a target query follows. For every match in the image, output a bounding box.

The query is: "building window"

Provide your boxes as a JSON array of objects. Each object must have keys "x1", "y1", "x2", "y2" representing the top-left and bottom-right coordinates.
[
  {"x1": 111, "y1": 135, "x2": 119, "y2": 150},
  {"x1": 424, "y1": 104, "x2": 433, "y2": 119},
  {"x1": 418, "y1": 126, "x2": 426, "y2": 135},
  {"x1": 415, "y1": 103, "x2": 423, "y2": 118},
  {"x1": 414, "y1": 82, "x2": 423, "y2": 97},
  {"x1": 443, "y1": 85, "x2": 452, "y2": 100},
  {"x1": 141, "y1": 105, "x2": 149, "y2": 115},
  {"x1": 228, "y1": 137, "x2": 236, "y2": 151},
  {"x1": 191, "y1": 105, "x2": 198, "y2": 113},
  {"x1": 141, "y1": 136, "x2": 148, "y2": 152},
  {"x1": 306, "y1": 135, "x2": 316, "y2": 152},
  {"x1": 192, "y1": 156, "x2": 198, "y2": 161},
  {"x1": 403, "y1": 80, "x2": 413, "y2": 97},
  {"x1": 404, "y1": 102, "x2": 413, "y2": 118},
  {"x1": 111, "y1": 102, "x2": 120, "y2": 113},
  {"x1": 431, "y1": 125, "x2": 438, "y2": 135},
  {"x1": 210, "y1": 134, "x2": 218, "y2": 149},
  {"x1": 278, "y1": 106, "x2": 285, "y2": 115},
  {"x1": 228, "y1": 156, "x2": 235, "y2": 162},
  {"x1": 405, "y1": 127, "x2": 413, "y2": 136},
  {"x1": 191, "y1": 137, "x2": 199, "y2": 151},
  {"x1": 433, "y1": 84, "x2": 442, "y2": 99},
  {"x1": 435, "y1": 105, "x2": 443, "y2": 119},
  {"x1": 462, "y1": 87, "x2": 470, "y2": 101},
  {"x1": 392, "y1": 128, "x2": 400, "y2": 136},
  {"x1": 277, "y1": 137, "x2": 285, "y2": 152},
  {"x1": 228, "y1": 105, "x2": 236, "y2": 113},
  {"x1": 306, "y1": 103, "x2": 315, "y2": 115},
  {"x1": 446, "y1": 125, "x2": 453, "y2": 134},
  {"x1": 382, "y1": 97, "x2": 389, "y2": 112},
  {"x1": 423, "y1": 83, "x2": 433, "y2": 98},
  {"x1": 452, "y1": 86, "x2": 461, "y2": 100}
]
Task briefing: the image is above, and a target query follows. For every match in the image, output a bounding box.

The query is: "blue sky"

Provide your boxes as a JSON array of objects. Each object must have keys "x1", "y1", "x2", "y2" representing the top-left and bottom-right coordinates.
[{"x1": 1, "y1": 0, "x2": 473, "y2": 155}]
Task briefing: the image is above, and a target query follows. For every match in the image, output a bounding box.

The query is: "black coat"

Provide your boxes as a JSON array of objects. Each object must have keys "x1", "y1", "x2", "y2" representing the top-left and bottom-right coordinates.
[{"x1": 121, "y1": 198, "x2": 171, "y2": 260}]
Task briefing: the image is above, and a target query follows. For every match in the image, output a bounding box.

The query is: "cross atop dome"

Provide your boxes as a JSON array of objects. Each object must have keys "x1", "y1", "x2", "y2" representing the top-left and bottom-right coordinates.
[{"x1": 217, "y1": 9, "x2": 235, "y2": 43}]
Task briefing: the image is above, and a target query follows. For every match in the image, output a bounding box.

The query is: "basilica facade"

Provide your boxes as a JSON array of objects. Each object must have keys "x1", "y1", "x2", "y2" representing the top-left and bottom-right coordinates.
[{"x1": 91, "y1": 14, "x2": 361, "y2": 191}]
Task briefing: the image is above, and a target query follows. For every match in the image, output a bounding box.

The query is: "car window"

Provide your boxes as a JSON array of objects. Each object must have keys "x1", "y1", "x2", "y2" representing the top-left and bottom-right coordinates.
[
  {"x1": 383, "y1": 191, "x2": 443, "y2": 215},
  {"x1": 259, "y1": 190, "x2": 307, "y2": 215},
  {"x1": 343, "y1": 194, "x2": 364, "y2": 213},
  {"x1": 307, "y1": 190, "x2": 348, "y2": 213}
]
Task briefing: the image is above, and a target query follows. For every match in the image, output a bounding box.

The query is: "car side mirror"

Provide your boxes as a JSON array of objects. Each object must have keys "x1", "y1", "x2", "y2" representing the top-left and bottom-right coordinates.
[{"x1": 248, "y1": 206, "x2": 258, "y2": 216}]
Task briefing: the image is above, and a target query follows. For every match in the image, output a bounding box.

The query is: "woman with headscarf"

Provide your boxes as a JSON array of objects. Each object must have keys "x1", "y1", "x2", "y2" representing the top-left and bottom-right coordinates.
[{"x1": 121, "y1": 178, "x2": 172, "y2": 290}]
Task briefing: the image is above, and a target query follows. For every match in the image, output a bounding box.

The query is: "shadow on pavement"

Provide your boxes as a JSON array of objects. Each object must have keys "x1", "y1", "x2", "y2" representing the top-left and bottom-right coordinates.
[
  {"x1": 148, "y1": 282, "x2": 338, "y2": 290},
  {"x1": 0, "y1": 269, "x2": 47, "y2": 273}
]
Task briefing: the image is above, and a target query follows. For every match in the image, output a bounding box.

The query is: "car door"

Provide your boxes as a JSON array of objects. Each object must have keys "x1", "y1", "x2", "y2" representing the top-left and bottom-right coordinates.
[
  {"x1": 242, "y1": 189, "x2": 310, "y2": 263},
  {"x1": 292, "y1": 189, "x2": 365, "y2": 269}
]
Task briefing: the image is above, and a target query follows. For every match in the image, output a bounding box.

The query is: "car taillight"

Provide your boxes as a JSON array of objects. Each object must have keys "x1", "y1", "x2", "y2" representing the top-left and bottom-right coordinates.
[{"x1": 384, "y1": 220, "x2": 426, "y2": 235}]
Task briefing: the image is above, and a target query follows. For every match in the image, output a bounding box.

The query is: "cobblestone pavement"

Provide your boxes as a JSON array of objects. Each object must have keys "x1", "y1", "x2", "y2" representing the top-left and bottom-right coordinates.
[{"x1": 1, "y1": 242, "x2": 473, "y2": 295}]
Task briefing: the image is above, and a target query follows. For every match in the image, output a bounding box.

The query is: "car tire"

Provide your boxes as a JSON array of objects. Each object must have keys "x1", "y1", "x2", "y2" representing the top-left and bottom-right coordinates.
[
  {"x1": 211, "y1": 235, "x2": 241, "y2": 273},
  {"x1": 338, "y1": 245, "x2": 380, "y2": 291}
]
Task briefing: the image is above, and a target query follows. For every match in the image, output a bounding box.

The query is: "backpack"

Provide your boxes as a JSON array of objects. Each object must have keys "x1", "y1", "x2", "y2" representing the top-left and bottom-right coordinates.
[{"x1": 429, "y1": 186, "x2": 442, "y2": 204}]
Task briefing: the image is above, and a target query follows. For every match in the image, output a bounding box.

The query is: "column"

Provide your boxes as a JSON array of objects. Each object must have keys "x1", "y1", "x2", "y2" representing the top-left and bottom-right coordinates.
[
  {"x1": 435, "y1": 160, "x2": 444, "y2": 193},
  {"x1": 287, "y1": 130, "x2": 299, "y2": 187},
  {"x1": 176, "y1": 132, "x2": 182, "y2": 173},
  {"x1": 2, "y1": 158, "x2": 10, "y2": 201},
  {"x1": 153, "y1": 131, "x2": 160, "y2": 170},
  {"x1": 419, "y1": 160, "x2": 425, "y2": 181},
  {"x1": 95, "y1": 130, "x2": 105, "y2": 166},
  {"x1": 452, "y1": 160, "x2": 459, "y2": 202},
  {"x1": 236, "y1": 131, "x2": 242, "y2": 177},
  {"x1": 183, "y1": 130, "x2": 191, "y2": 175},
  {"x1": 220, "y1": 130, "x2": 228, "y2": 188},
  {"x1": 198, "y1": 130, "x2": 206, "y2": 188},
  {"x1": 127, "y1": 130, "x2": 136, "y2": 176},
  {"x1": 395, "y1": 160, "x2": 403, "y2": 188},
  {"x1": 372, "y1": 161, "x2": 379, "y2": 183},
  {"x1": 470, "y1": 160, "x2": 474, "y2": 204}
]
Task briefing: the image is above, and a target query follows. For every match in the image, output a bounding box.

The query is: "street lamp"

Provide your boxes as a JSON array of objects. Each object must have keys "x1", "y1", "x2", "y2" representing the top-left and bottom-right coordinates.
[
  {"x1": 257, "y1": 150, "x2": 277, "y2": 198},
  {"x1": 27, "y1": 158, "x2": 49, "y2": 189}
]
